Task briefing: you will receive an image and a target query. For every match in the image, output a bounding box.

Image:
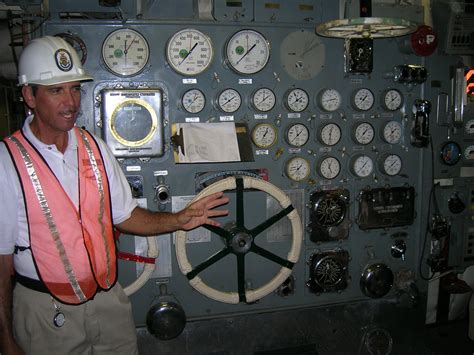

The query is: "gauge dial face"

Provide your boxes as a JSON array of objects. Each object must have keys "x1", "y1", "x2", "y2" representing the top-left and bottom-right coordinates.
[
  {"x1": 353, "y1": 122, "x2": 375, "y2": 145},
  {"x1": 465, "y1": 145, "x2": 474, "y2": 160},
  {"x1": 285, "y1": 156, "x2": 310, "y2": 182},
  {"x1": 280, "y1": 29, "x2": 325, "y2": 81},
  {"x1": 352, "y1": 88, "x2": 374, "y2": 111},
  {"x1": 382, "y1": 120, "x2": 402, "y2": 144},
  {"x1": 251, "y1": 87, "x2": 276, "y2": 112},
  {"x1": 314, "y1": 197, "x2": 346, "y2": 227},
  {"x1": 251, "y1": 123, "x2": 277, "y2": 148},
  {"x1": 380, "y1": 154, "x2": 402, "y2": 176},
  {"x1": 317, "y1": 88, "x2": 342, "y2": 112},
  {"x1": 217, "y1": 88, "x2": 241, "y2": 113},
  {"x1": 166, "y1": 28, "x2": 214, "y2": 76},
  {"x1": 318, "y1": 156, "x2": 341, "y2": 180},
  {"x1": 351, "y1": 154, "x2": 374, "y2": 178},
  {"x1": 102, "y1": 28, "x2": 150, "y2": 77},
  {"x1": 226, "y1": 29, "x2": 270, "y2": 75},
  {"x1": 465, "y1": 119, "x2": 474, "y2": 134},
  {"x1": 440, "y1": 141, "x2": 462, "y2": 166},
  {"x1": 314, "y1": 256, "x2": 345, "y2": 287},
  {"x1": 181, "y1": 88, "x2": 206, "y2": 114},
  {"x1": 285, "y1": 123, "x2": 309, "y2": 148},
  {"x1": 285, "y1": 88, "x2": 309, "y2": 113},
  {"x1": 319, "y1": 123, "x2": 342, "y2": 146},
  {"x1": 382, "y1": 89, "x2": 403, "y2": 111}
]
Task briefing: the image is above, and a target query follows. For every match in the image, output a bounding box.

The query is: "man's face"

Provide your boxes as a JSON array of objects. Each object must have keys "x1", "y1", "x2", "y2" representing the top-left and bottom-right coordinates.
[{"x1": 22, "y1": 81, "x2": 82, "y2": 134}]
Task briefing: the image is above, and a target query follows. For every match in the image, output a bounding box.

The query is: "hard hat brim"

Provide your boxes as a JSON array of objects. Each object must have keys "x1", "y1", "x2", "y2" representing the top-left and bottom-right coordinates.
[{"x1": 18, "y1": 73, "x2": 94, "y2": 86}]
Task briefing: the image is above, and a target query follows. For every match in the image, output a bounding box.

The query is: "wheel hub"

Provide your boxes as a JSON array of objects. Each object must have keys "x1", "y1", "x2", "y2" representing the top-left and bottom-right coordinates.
[{"x1": 230, "y1": 231, "x2": 253, "y2": 253}]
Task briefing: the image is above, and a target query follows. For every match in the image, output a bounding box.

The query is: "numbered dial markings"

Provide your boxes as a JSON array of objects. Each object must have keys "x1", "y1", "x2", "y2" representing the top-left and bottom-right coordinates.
[
  {"x1": 382, "y1": 120, "x2": 402, "y2": 144},
  {"x1": 318, "y1": 156, "x2": 341, "y2": 180},
  {"x1": 319, "y1": 123, "x2": 342, "y2": 146},
  {"x1": 181, "y1": 89, "x2": 206, "y2": 114},
  {"x1": 102, "y1": 28, "x2": 149, "y2": 77},
  {"x1": 166, "y1": 28, "x2": 214, "y2": 76},
  {"x1": 285, "y1": 156, "x2": 310, "y2": 182},
  {"x1": 251, "y1": 123, "x2": 277, "y2": 149},
  {"x1": 226, "y1": 29, "x2": 270, "y2": 75},
  {"x1": 285, "y1": 88, "x2": 309, "y2": 113},
  {"x1": 317, "y1": 88, "x2": 342, "y2": 112},
  {"x1": 352, "y1": 88, "x2": 374, "y2": 111},
  {"x1": 380, "y1": 154, "x2": 402, "y2": 176},
  {"x1": 350, "y1": 154, "x2": 374, "y2": 178},
  {"x1": 382, "y1": 89, "x2": 403, "y2": 111},
  {"x1": 251, "y1": 87, "x2": 276, "y2": 112},
  {"x1": 285, "y1": 123, "x2": 309, "y2": 148},
  {"x1": 217, "y1": 88, "x2": 241, "y2": 113},
  {"x1": 353, "y1": 122, "x2": 375, "y2": 145}
]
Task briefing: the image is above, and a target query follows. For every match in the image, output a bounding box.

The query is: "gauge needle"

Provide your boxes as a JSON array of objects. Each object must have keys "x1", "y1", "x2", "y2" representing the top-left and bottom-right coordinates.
[
  {"x1": 236, "y1": 43, "x2": 256, "y2": 65},
  {"x1": 179, "y1": 42, "x2": 198, "y2": 66},
  {"x1": 222, "y1": 96, "x2": 236, "y2": 106}
]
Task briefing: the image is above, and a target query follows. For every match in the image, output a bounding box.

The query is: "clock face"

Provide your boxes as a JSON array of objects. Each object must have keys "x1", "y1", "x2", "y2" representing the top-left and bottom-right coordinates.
[
  {"x1": 352, "y1": 88, "x2": 374, "y2": 111},
  {"x1": 285, "y1": 88, "x2": 309, "y2": 112}
]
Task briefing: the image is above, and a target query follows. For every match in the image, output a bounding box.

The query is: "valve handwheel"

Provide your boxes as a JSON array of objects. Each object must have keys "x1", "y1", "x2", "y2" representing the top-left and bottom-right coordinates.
[{"x1": 175, "y1": 176, "x2": 303, "y2": 304}]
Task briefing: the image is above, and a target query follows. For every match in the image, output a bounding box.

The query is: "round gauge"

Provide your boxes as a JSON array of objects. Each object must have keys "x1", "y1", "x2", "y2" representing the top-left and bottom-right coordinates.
[
  {"x1": 109, "y1": 99, "x2": 157, "y2": 147},
  {"x1": 465, "y1": 119, "x2": 474, "y2": 134},
  {"x1": 465, "y1": 145, "x2": 474, "y2": 160},
  {"x1": 352, "y1": 122, "x2": 375, "y2": 145},
  {"x1": 225, "y1": 29, "x2": 270, "y2": 75},
  {"x1": 285, "y1": 156, "x2": 311, "y2": 182},
  {"x1": 285, "y1": 123, "x2": 309, "y2": 148},
  {"x1": 280, "y1": 29, "x2": 325, "y2": 81},
  {"x1": 55, "y1": 32, "x2": 87, "y2": 64},
  {"x1": 440, "y1": 141, "x2": 462, "y2": 166},
  {"x1": 350, "y1": 154, "x2": 374, "y2": 178},
  {"x1": 382, "y1": 120, "x2": 402, "y2": 144},
  {"x1": 318, "y1": 156, "x2": 341, "y2": 180},
  {"x1": 251, "y1": 87, "x2": 276, "y2": 112},
  {"x1": 380, "y1": 154, "x2": 402, "y2": 176},
  {"x1": 102, "y1": 28, "x2": 150, "y2": 77},
  {"x1": 313, "y1": 196, "x2": 346, "y2": 227},
  {"x1": 166, "y1": 28, "x2": 214, "y2": 76},
  {"x1": 217, "y1": 88, "x2": 241, "y2": 113},
  {"x1": 181, "y1": 88, "x2": 206, "y2": 114},
  {"x1": 285, "y1": 88, "x2": 309, "y2": 113},
  {"x1": 352, "y1": 88, "x2": 375, "y2": 111},
  {"x1": 313, "y1": 256, "x2": 345, "y2": 288},
  {"x1": 317, "y1": 88, "x2": 342, "y2": 112},
  {"x1": 251, "y1": 123, "x2": 277, "y2": 149},
  {"x1": 382, "y1": 89, "x2": 403, "y2": 111},
  {"x1": 319, "y1": 123, "x2": 342, "y2": 146}
]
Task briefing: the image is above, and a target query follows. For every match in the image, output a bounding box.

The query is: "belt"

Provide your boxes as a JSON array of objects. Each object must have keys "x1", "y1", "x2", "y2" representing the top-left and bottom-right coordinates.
[{"x1": 15, "y1": 273, "x2": 50, "y2": 293}]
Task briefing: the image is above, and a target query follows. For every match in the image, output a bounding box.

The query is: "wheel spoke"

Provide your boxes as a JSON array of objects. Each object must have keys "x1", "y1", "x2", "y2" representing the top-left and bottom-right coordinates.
[
  {"x1": 250, "y1": 204, "x2": 294, "y2": 237},
  {"x1": 186, "y1": 248, "x2": 231, "y2": 280},
  {"x1": 237, "y1": 254, "x2": 246, "y2": 302},
  {"x1": 203, "y1": 224, "x2": 232, "y2": 240},
  {"x1": 251, "y1": 243, "x2": 295, "y2": 269},
  {"x1": 236, "y1": 177, "x2": 244, "y2": 228}
]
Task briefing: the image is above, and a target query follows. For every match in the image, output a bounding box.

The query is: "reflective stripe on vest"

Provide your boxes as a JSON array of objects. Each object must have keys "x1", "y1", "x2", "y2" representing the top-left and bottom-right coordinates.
[{"x1": 4, "y1": 127, "x2": 116, "y2": 304}]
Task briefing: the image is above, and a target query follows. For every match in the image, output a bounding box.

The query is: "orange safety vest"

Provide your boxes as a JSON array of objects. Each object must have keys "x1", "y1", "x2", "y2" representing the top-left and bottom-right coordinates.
[{"x1": 4, "y1": 127, "x2": 117, "y2": 304}]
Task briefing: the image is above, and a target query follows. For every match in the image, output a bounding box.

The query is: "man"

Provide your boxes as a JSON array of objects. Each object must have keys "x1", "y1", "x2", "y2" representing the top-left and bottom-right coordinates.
[{"x1": 0, "y1": 36, "x2": 228, "y2": 355}]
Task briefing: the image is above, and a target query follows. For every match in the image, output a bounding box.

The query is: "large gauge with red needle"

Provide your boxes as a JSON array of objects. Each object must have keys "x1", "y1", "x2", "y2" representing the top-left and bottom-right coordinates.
[{"x1": 102, "y1": 28, "x2": 150, "y2": 77}]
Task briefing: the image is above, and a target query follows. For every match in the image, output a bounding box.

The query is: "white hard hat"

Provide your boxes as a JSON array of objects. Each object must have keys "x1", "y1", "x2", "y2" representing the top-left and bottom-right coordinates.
[{"x1": 17, "y1": 35, "x2": 93, "y2": 86}]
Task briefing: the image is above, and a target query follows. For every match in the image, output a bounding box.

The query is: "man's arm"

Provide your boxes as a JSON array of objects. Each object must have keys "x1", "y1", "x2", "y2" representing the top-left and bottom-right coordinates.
[
  {"x1": 116, "y1": 191, "x2": 229, "y2": 236},
  {"x1": 0, "y1": 254, "x2": 24, "y2": 354}
]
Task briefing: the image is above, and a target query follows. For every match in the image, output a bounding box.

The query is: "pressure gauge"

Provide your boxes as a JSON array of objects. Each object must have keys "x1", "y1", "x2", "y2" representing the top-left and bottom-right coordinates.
[
  {"x1": 350, "y1": 154, "x2": 374, "y2": 178},
  {"x1": 465, "y1": 145, "x2": 474, "y2": 160},
  {"x1": 319, "y1": 123, "x2": 342, "y2": 146},
  {"x1": 166, "y1": 28, "x2": 214, "y2": 76},
  {"x1": 285, "y1": 123, "x2": 309, "y2": 148},
  {"x1": 352, "y1": 88, "x2": 374, "y2": 111},
  {"x1": 285, "y1": 88, "x2": 309, "y2": 112},
  {"x1": 102, "y1": 28, "x2": 150, "y2": 77},
  {"x1": 379, "y1": 154, "x2": 402, "y2": 176},
  {"x1": 465, "y1": 119, "x2": 474, "y2": 134},
  {"x1": 251, "y1": 87, "x2": 276, "y2": 112},
  {"x1": 285, "y1": 156, "x2": 310, "y2": 182},
  {"x1": 216, "y1": 88, "x2": 241, "y2": 113},
  {"x1": 181, "y1": 88, "x2": 206, "y2": 114},
  {"x1": 251, "y1": 123, "x2": 277, "y2": 149},
  {"x1": 382, "y1": 120, "x2": 402, "y2": 144},
  {"x1": 225, "y1": 29, "x2": 270, "y2": 75},
  {"x1": 352, "y1": 122, "x2": 375, "y2": 145},
  {"x1": 440, "y1": 141, "x2": 462, "y2": 166},
  {"x1": 318, "y1": 156, "x2": 341, "y2": 180},
  {"x1": 382, "y1": 89, "x2": 403, "y2": 111},
  {"x1": 317, "y1": 88, "x2": 342, "y2": 112}
]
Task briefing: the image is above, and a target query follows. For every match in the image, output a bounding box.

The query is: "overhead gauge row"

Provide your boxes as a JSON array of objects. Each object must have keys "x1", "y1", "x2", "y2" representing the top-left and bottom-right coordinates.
[
  {"x1": 101, "y1": 28, "x2": 270, "y2": 77},
  {"x1": 283, "y1": 153, "x2": 403, "y2": 183}
]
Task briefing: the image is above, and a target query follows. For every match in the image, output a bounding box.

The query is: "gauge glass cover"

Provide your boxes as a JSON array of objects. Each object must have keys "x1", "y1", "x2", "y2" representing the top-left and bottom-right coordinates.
[
  {"x1": 353, "y1": 122, "x2": 375, "y2": 145},
  {"x1": 440, "y1": 141, "x2": 462, "y2": 166},
  {"x1": 318, "y1": 88, "x2": 342, "y2": 112},
  {"x1": 382, "y1": 121, "x2": 402, "y2": 144},
  {"x1": 319, "y1": 156, "x2": 341, "y2": 180},
  {"x1": 285, "y1": 88, "x2": 309, "y2": 112},
  {"x1": 351, "y1": 155, "x2": 374, "y2": 178},
  {"x1": 319, "y1": 123, "x2": 341, "y2": 146},
  {"x1": 217, "y1": 88, "x2": 242, "y2": 113},
  {"x1": 352, "y1": 88, "x2": 374, "y2": 111},
  {"x1": 182, "y1": 89, "x2": 206, "y2": 114},
  {"x1": 252, "y1": 87, "x2": 276, "y2": 112},
  {"x1": 286, "y1": 123, "x2": 309, "y2": 148},
  {"x1": 381, "y1": 154, "x2": 402, "y2": 176},
  {"x1": 285, "y1": 156, "x2": 310, "y2": 182},
  {"x1": 251, "y1": 123, "x2": 277, "y2": 148},
  {"x1": 382, "y1": 89, "x2": 403, "y2": 111},
  {"x1": 226, "y1": 29, "x2": 270, "y2": 75}
]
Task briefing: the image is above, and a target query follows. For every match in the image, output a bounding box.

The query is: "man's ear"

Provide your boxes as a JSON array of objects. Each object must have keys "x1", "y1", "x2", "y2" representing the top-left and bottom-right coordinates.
[{"x1": 22, "y1": 86, "x2": 36, "y2": 109}]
